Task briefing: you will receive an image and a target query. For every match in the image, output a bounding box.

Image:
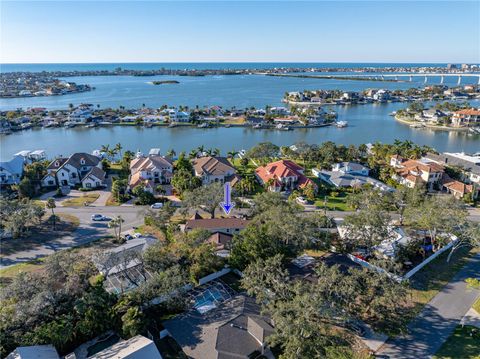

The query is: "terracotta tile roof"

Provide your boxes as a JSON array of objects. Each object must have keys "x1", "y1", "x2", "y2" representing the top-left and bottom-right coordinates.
[
  {"x1": 443, "y1": 179, "x2": 473, "y2": 194},
  {"x1": 401, "y1": 159, "x2": 444, "y2": 173},
  {"x1": 255, "y1": 160, "x2": 316, "y2": 190},
  {"x1": 129, "y1": 172, "x2": 155, "y2": 189},
  {"x1": 454, "y1": 108, "x2": 480, "y2": 116}
]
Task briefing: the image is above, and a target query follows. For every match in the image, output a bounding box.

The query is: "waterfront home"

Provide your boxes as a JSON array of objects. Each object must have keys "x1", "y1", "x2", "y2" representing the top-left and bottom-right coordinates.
[
  {"x1": 128, "y1": 154, "x2": 173, "y2": 193},
  {"x1": 68, "y1": 108, "x2": 92, "y2": 124},
  {"x1": 451, "y1": 108, "x2": 480, "y2": 127},
  {"x1": 270, "y1": 106, "x2": 290, "y2": 116},
  {"x1": 192, "y1": 156, "x2": 239, "y2": 185},
  {"x1": 442, "y1": 177, "x2": 477, "y2": 199},
  {"x1": 164, "y1": 294, "x2": 274, "y2": 359},
  {"x1": 42, "y1": 153, "x2": 105, "y2": 189},
  {"x1": 420, "y1": 108, "x2": 448, "y2": 123},
  {"x1": 390, "y1": 155, "x2": 444, "y2": 190},
  {"x1": 423, "y1": 152, "x2": 480, "y2": 185},
  {"x1": 13, "y1": 149, "x2": 46, "y2": 163},
  {"x1": 372, "y1": 89, "x2": 391, "y2": 102},
  {"x1": 313, "y1": 162, "x2": 394, "y2": 192},
  {"x1": 164, "y1": 108, "x2": 190, "y2": 122},
  {"x1": 0, "y1": 156, "x2": 24, "y2": 186},
  {"x1": 255, "y1": 159, "x2": 317, "y2": 192},
  {"x1": 184, "y1": 217, "x2": 249, "y2": 235},
  {"x1": 143, "y1": 114, "x2": 165, "y2": 124}
]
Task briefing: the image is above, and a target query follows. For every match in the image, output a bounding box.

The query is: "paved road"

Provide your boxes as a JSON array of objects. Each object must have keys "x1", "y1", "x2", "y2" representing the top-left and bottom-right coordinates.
[
  {"x1": 0, "y1": 206, "x2": 145, "y2": 268},
  {"x1": 377, "y1": 254, "x2": 480, "y2": 358}
]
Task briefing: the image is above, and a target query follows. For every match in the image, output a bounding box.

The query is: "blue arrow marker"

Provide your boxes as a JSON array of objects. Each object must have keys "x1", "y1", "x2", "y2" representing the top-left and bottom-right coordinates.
[{"x1": 220, "y1": 182, "x2": 235, "y2": 215}]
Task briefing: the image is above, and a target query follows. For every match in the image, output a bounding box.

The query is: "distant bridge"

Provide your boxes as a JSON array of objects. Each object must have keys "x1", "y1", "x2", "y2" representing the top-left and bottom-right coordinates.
[{"x1": 348, "y1": 73, "x2": 480, "y2": 85}]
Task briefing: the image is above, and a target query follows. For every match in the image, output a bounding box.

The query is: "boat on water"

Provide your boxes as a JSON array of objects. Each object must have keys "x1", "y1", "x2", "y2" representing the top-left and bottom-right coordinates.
[
  {"x1": 409, "y1": 123, "x2": 424, "y2": 128},
  {"x1": 389, "y1": 111, "x2": 397, "y2": 116},
  {"x1": 275, "y1": 124, "x2": 284, "y2": 130},
  {"x1": 335, "y1": 121, "x2": 348, "y2": 128},
  {"x1": 64, "y1": 121, "x2": 77, "y2": 128},
  {"x1": 253, "y1": 123, "x2": 263, "y2": 129},
  {"x1": 224, "y1": 124, "x2": 231, "y2": 128},
  {"x1": 168, "y1": 123, "x2": 177, "y2": 128},
  {"x1": 86, "y1": 123, "x2": 98, "y2": 128},
  {"x1": 198, "y1": 123, "x2": 209, "y2": 128}
]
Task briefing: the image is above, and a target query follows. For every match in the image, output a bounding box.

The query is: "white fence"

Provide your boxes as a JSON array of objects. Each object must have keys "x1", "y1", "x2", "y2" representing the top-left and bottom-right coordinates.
[
  {"x1": 347, "y1": 239, "x2": 457, "y2": 282},
  {"x1": 198, "y1": 267, "x2": 232, "y2": 285}
]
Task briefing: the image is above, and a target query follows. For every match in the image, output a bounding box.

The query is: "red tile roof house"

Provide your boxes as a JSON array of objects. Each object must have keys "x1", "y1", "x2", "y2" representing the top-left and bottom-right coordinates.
[
  {"x1": 442, "y1": 176, "x2": 477, "y2": 199},
  {"x1": 390, "y1": 155, "x2": 444, "y2": 191},
  {"x1": 451, "y1": 108, "x2": 480, "y2": 127},
  {"x1": 255, "y1": 159, "x2": 317, "y2": 192}
]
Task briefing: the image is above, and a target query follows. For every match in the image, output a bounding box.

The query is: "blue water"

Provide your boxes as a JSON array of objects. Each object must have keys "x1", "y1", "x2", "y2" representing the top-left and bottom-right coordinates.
[
  {"x1": 0, "y1": 63, "x2": 478, "y2": 157},
  {"x1": 0, "y1": 62, "x2": 451, "y2": 73}
]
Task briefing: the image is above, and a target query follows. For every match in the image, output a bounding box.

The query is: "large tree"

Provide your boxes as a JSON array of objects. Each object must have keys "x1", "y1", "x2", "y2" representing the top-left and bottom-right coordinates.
[{"x1": 182, "y1": 182, "x2": 224, "y2": 218}]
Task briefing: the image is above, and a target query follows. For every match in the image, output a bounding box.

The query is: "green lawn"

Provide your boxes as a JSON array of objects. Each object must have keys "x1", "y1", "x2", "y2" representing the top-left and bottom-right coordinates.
[
  {"x1": 61, "y1": 193, "x2": 100, "y2": 207},
  {"x1": 473, "y1": 297, "x2": 480, "y2": 314},
  {"x1": 0, "y1": 259, "x2": 46, "y2": 284},
  {"x1": 433, "y1": 325, "x2": 480, "y2": 359},
  {"x1": 408, "y1": 246, "x2": 479, "y2": 319}
]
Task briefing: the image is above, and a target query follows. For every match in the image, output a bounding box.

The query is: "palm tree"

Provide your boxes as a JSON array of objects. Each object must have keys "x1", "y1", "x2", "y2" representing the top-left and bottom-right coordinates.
[
  {"x1": 108, "y1": 215, "x2": 125, "y2": 242},
  {"x1": 205, "y1": 148, "x2": 213, "y2": 156},
  {"x1": 196, "y1": 145, "x2": 205, "y2": 155},
  {"x1": 46, "y1": 198, "x2": 56, "y2": 230},
  {"x1": 227, "y1": 150, "x2": 238, "y2": 159},
  {"x1": 166, "y1": 149, "x2": 176, "y2": 158},
  {"x1": 100, "y1": 144, "x2": 110, "y2": 158},
  {"x1": 212, "y1": 148, "x2": 220, "y2": 157},
  {"x1": 189, "y1": 149, "x2": 198, "y2": 159},
  {"x1": 114, "y1": 143, "x2": 123, "y2": 159}
]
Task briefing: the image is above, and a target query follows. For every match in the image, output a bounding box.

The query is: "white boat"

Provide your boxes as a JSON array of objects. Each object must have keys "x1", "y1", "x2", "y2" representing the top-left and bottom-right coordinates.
[
  {"x1": 253, "y1": 123, "x2": 263, "y2": 129},
  {"x1": 276, "y1": 124, "x2": 284, "y2": 129},
  {"x1": 64, "y1": 121, "x2": 77, "y2": 128},
  {"x1": 335, "y1": 121, "x2": 348, "y2": 128},
  {"x1": 198, "y1": 123, "x2": 209, "y2": 128},
  {"x1": 409, "y1": 123, "x2": 424, "y2": 128},
  {"x1": 389, "y1": 111, "x2": 397, "y2": 116}
]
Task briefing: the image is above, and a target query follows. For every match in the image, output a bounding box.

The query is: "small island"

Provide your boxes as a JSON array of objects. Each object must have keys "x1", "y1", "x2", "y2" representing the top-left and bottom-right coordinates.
[{"x1": 149, "y1": 80, "x2": 180, "y2": 85}]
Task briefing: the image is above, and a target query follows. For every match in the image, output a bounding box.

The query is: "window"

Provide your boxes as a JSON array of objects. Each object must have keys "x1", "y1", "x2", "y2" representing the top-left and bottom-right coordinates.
[
  {"x1": 86, "y1": 183, "x2": 91, "y2": 188},
  {"x1": 48, "y1": 180, "x2": 54, "y2": 185}
]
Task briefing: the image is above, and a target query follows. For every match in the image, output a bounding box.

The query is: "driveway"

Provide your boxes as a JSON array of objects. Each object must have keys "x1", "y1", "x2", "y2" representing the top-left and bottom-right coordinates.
[
  {"x1": 377, "y1": 254, "x2": 480, "y2": 358},
  {"x1": 0, "y1": 205, "x2": 145, "y2": 268}
]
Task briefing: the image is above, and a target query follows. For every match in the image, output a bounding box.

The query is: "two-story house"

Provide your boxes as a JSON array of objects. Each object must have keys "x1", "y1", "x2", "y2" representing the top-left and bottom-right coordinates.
[
  {"x1": 390, "y1": 155, "x2": 444, "y2": 190},
  {"x1": 192, "y1": 156, "x2": 239, "y2": 185},
  {"x1": 255, "y1": 159, "x2": 316, "y2": 192},
  {"x1": 42, "y1": 153, "x2": 105, "y2": 189},
  {"x1": 128, "y1": 154, "x2": 173, "y2": 193}
]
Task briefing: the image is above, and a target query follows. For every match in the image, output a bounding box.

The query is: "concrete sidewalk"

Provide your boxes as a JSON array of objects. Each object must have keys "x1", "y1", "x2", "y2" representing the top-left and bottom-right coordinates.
[{"x1": 377, "y1": 254, "x2": 480, "y2": 358}]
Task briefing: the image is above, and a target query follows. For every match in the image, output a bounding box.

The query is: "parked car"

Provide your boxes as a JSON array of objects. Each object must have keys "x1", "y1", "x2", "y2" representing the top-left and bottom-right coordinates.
[
  {"x1": 150, "y1": 202, "x2": 164, "y2": 209},
  {"x1": 91, "y1": 214, "x2": 111, "y2": 221}
]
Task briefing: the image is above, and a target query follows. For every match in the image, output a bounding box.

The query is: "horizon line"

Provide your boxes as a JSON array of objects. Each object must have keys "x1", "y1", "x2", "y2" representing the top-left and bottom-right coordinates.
[{"x1": 2, "y1": 61, "x2": 478, "y2": 65}]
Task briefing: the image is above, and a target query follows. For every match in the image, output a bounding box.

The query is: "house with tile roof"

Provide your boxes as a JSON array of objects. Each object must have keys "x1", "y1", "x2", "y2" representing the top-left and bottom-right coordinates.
[
  {"x1": 390, "y1": 155, "x2": 444, "y2": 190},
  {"x1": 255, "y1": 159, "x2": 317, "y2": 192},
  {"x1": 192, "y1": 156, "x2": 239, "y2": 186},
  {"x1": 451, "y1": 108, "x2": 480, "y2": 127},
  {"x1": 128, "y1": 155, "x2": 173, "y2": 193},
  {"x1": 42, "y1": 153, "x2": 105, "y2": 189}
]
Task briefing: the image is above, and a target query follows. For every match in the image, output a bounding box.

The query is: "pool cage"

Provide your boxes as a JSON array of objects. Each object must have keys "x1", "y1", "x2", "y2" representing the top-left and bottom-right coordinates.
[{"x1": 190, "y1": 280, "x2": 237, "y2": 314}]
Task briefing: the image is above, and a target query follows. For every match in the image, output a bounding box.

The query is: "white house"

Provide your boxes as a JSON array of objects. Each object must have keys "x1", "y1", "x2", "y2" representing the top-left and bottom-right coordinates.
[
  {"x1": 0, "y1": 156, "x2": 24, "y2": 186},
  {"x1": 43, "y1": 153, "x2": 105, "y2": 189}
]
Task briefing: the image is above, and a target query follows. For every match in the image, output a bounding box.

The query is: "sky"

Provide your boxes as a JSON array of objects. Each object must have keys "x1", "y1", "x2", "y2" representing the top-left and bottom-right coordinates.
[{"x1": 1, "y1": 1, "x2": 479, "y2": 63}]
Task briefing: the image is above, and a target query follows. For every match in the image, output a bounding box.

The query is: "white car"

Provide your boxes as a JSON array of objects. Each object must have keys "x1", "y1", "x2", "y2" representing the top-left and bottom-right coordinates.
[
  {"x1": 296, "y1": 196, "x2": 308, "y2": 204},
  {"x1": 91, "y1": 214, "x2": 111, "y2": 221},
  {"x1": 150, "y1": 202, "x2": 164, "y2": 209}
]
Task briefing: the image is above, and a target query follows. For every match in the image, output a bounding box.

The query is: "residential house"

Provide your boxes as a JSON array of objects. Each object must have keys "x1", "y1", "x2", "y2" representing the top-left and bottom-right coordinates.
[
  {"x1": 184, "y1": 217, "x2": 249, "y2": 235},
  {"x1": 423, "y1": 152, "x2": 480, "y2": 185},
  {"x1": 166, "y1": 109, "x2": 190, "y2": 122},
  {"x1": 207, "y1": 232, "x2": 234, "y2": 257},
  {"x1": 420, "y1": 108, "x2": 448, "y2": 123},
  {"x1": 313, "y1": 162, "x2": 394, "y2": 192},
  {"x1": 68, "y1": 108, "x2": 92, "y2": 124},
  {"x1": 89, "y1": 335, "x2": 162, "y2": 359},
  {"x1": 42, "y1": 153, "x2": 105, "y2": 189},
  {"x1": 0, "y1": 156, "x2": 24, "y2": 186},
  {"x1": 192, "y1": 156, "x2": 239, "y2": 185},
  {"x1": 451, "y1": 108, "x2": 480, "y2": 127},
  {"x1": 94, "y1": 236, "x2": 157, "y2": 294},
  {"x1": 442, "y1": 177, "x2": 477, "y2": 199},
  {"x1": 164, "y1": 295, "x2": 274, "y2": 359},
  {"x1": 128, "y1": 154, "x2": 173, "y2": 193},
  {"x1": 390, "y1": 155, "x2": 444, "y2": 190},
  {"x1": 373, "y1": 89, "x2": 391, "y2": 102},
  {"x1": 255, "y1": 159, "x2": 317, "y2": 192}
]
